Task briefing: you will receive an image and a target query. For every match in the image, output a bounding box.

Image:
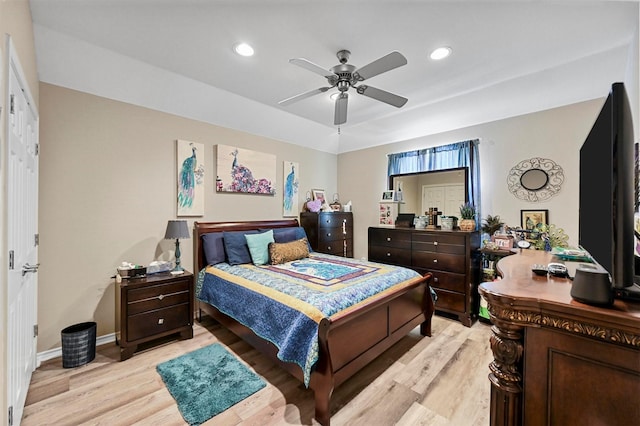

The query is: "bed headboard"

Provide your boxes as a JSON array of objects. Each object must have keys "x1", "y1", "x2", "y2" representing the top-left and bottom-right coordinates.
[{"x1": 193, "y1": 219, "x2": 300, "y2": 272}]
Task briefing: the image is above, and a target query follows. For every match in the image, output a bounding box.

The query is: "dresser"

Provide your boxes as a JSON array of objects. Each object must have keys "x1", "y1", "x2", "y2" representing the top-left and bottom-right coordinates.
[
  {"x1": 115, "y1": 271, "x2": 194, "y2": 360},
  {"x1": 480, "y1": 250, "x2": 640, "y2": 426},
  {"x1": 301, "y1": 212, "x2": 353, "y2": 257},
  {"x1": 368, "y1": 227, "x2": 480, "y2": 326}
]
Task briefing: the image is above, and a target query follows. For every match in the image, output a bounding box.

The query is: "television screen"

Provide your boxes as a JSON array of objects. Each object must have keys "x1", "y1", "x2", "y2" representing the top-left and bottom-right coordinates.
[{"x1": 579, "y1": 82, "x2": 637, "y2": 297}]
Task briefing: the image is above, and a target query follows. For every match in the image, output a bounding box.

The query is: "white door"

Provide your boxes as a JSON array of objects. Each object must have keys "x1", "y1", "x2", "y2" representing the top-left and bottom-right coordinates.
[{"x1": 6, "y1": 38, "x2": 39, "y2": 426}]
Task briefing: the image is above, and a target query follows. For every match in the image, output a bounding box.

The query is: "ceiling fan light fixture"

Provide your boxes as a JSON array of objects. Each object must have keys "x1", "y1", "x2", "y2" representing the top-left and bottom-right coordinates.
[
  {"x1": 430, "y1": 46, "x2": 452, "y2": 60},
  {"x1": 233, "y1": 42, "x2": 254, "y2": 57}
]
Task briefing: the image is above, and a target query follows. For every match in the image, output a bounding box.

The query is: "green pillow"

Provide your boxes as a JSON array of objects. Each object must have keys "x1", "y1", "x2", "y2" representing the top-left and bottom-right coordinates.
[{"x1": 245, "y1": 230, "x2": 274, "y2": 265}]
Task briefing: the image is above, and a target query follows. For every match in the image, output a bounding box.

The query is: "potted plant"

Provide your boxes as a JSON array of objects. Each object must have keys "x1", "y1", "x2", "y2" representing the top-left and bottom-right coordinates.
[
  {"x1": 459, "y1": 202, "x2": 477, "y2": 231},
  {"x1": 481, "y1": 214, "x2": 504, "y2": 236}
]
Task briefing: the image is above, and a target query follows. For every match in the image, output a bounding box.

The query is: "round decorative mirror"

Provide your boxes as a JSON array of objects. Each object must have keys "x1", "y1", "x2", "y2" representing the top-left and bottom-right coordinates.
[
  {"x1": 507, "y1": 157, "x2": 564, "y2": 202},
  {"x1": 520, "y1": 169, "x2": 549, "y2": 191}
]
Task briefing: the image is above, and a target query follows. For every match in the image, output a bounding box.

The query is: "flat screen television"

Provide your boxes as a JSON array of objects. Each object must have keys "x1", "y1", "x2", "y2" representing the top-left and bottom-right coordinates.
[{"x1": 579, "y1": 82, "x2": 640, "y2": 300}]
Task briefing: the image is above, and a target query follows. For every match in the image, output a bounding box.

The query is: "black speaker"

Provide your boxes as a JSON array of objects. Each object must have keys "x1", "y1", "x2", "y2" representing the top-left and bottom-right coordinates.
[{"x1": 570, "y1": 263, "x2": 613, "y2": 306}]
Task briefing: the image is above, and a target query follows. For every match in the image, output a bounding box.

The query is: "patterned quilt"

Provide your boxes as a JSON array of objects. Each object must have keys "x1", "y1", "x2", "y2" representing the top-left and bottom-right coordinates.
[{"x1": 197, "y1": 252, "x2": 426, "y2": 386}]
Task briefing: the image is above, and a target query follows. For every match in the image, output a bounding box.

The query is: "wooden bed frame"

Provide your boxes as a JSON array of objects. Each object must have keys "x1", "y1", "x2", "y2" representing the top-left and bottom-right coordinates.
[{"x1": 193, "y1": 219, "x2": 434, "y2": 426}]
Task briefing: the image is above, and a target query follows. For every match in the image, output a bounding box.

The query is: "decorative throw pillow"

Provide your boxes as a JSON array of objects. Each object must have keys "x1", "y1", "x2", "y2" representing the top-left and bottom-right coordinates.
[
  {"x1": 268, "y1": 238, "x2": 310, "y2": 265},
  {"x1": 245, "y1": 230, "x2": 274, "y2": 265},
  {"x1": 201, "y1": 233, "x2": 226, "y2": 265},
  {"x1": 223, "y1": 230, "x2": 259, "y2": 265}
]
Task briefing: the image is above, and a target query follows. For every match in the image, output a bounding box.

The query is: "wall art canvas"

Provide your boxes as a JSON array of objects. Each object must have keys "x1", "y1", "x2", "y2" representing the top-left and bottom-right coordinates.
[
  {"x1": 216, "y1": 145, "x2": 276, "y2": 195},
  {"x1": 176, "y1": 139, "x2": 205, "y2": 216},
  {"x1": 283, "y1": 161, "x2": 299, "y2": 216}
]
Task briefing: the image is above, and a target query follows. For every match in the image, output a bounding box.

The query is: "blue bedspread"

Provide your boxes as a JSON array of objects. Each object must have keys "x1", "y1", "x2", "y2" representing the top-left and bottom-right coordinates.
[{"x1": 197, "y1": 253, "x2": 425, "y2": 386}]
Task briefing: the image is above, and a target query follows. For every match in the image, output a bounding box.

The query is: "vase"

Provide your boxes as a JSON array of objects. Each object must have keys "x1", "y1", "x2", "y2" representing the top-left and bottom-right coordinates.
[{"x1": 459, "y1": 219, "x2": 476, "y2": 231}]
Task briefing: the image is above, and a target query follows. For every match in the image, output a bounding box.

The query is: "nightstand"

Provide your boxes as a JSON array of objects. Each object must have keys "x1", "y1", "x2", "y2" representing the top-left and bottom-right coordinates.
[{"x1": 115, "y1": 271, "x2": 194, "y2": 360}]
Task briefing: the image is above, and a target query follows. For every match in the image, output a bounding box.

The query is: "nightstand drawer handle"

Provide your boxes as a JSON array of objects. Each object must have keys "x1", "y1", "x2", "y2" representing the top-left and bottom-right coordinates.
[
  {"x1": 386, "y1": 237, "x2": 391, "y2": 241},
  {"x1": 158, "y1": 294, "x2": 165, "y2": 300},
  {"x1": 158, "y1": 318, "x2": 164, "y2": 325}
]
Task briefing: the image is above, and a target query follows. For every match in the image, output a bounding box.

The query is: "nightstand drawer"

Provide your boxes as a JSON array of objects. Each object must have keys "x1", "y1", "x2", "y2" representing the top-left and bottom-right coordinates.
[
  {"x1": 127, "y1": 289, "x2": 191, "y2": 316},
  {"x1": 128, "y1": 280, "x2": 190, "y2": 303},
  {"x1": 127, "y1": 303, "x2": 190, "y2": 342}
]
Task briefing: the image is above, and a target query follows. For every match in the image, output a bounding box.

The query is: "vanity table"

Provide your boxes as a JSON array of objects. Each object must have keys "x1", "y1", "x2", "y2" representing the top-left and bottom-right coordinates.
[{"x1": 479, "y1": 250, "x2": 640, "y2": 426}]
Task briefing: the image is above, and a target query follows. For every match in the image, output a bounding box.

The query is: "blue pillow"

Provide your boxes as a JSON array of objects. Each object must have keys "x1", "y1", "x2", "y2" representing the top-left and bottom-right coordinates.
[
  {"x1": 201, "y1": 233, "x2": 226, "y2": 265},
  {"x1": 223, "y1": 230, "x2": 259, "y2": 265},
  {"x1": 264, "y1": 227, "x2": 312, "y2": 251},
  {"x1": 245, "y1": 230, "x2": 274, "y2": 265}
]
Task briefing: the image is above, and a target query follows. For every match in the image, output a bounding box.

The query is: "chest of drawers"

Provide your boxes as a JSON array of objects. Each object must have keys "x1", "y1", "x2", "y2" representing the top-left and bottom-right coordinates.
[
  {"x1": 368, "y1": 227, "x2": 480, "y2": 326},
  {"x1": 301, "y1": 212, "x2": 353, "y2": 257},
  {"x1": 115, "y1": 271, "x2": 194, "y2": 360}
]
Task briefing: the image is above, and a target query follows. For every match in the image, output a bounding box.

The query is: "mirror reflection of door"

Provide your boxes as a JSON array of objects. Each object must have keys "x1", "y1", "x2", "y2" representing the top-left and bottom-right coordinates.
[
  {"x1": 520, "y1": 169, "x2": 548, "y2": 191},
  {"x1": 422, "y1": 184, "x2": 465, "y2": 217}
]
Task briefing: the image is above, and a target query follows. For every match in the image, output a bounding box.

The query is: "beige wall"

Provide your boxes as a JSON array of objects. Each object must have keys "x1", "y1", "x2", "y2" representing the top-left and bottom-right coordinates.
[
  {"x1": 38, "y1": 83, "x2": 337, "y2": 351},
  {"x1": 0, "y1": 0, "x2": 38, "y2": 418},
  {"x1": 338, "y1": 99, "x2": 604, "y2": 260}
]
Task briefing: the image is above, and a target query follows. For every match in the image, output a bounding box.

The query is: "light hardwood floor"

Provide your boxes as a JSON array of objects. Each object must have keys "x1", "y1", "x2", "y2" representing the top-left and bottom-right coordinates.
[{"x1": 23, "y1": 314, "x2": 493, "y2": 425}]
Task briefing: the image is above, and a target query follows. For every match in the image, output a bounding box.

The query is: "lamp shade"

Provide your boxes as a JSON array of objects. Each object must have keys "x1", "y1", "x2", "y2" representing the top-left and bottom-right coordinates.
[{"x1": 164, "y1": 220, "x2": 190, "y2": 240}]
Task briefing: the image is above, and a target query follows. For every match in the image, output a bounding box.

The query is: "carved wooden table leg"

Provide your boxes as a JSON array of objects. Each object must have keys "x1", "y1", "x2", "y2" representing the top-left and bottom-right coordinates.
[{"x1": 487, "y1": 317, "x2": 524, "y2": 426}]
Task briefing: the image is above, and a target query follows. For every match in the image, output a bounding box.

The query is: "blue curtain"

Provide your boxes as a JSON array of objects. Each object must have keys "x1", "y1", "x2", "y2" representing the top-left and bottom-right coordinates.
[{"x1": 387, "y1": 139, "x2": 481, "y2": 221}]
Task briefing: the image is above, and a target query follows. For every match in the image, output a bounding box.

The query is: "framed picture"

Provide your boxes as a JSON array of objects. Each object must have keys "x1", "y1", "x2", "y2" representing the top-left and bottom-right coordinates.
[
  {"x1": 216, "y1": 144, "x2": 276, "y2": 195},
  {"x1": 311, "y1": 189, "x2": 326, "y2": 205},
  {"x1": 521, "y1": 209, "x2": 549, "y2": 231},
  {"x1": 282, "y1": 161, "x2": 299, "y2": 217},
  {"x1": 382, "y1": 190, "x2": 394, "y2": 201},
  {"x1": 176, "y1": 139, "x2": 205, "y2": 217}
]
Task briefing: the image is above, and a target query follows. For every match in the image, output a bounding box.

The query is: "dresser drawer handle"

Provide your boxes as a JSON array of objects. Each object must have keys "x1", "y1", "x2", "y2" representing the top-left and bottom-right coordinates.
[
  {"x1": 158, "y1": 318, "x2": 164, "y2": 325},
  {"x1": 433, "y1": 259, "x2": 438, "y2": 263},
  {"x1": 433, "y1": 277, "x2": 439, "y2": 283},
  {"x1": 326, "y1": 232, "x2": 331, "y2": 237},
  {"x1": 158, "y1": 294, "x2": 164, "y2": 301},
  {"x1": 386, "y1": 252, "x2": 391, "y2": 256},
  {"x1": 433, "y1": 241, "x2": 438, "y2": 246},
  {"x1": 386, "y1": 237, "x2": 391, "y2": 241},
  {"x1": 327, "y1": 246, "x2": 332, "y2": 250}
]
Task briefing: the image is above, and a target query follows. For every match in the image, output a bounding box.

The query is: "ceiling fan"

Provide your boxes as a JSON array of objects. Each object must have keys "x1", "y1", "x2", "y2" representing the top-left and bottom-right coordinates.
[{"x1": 279, "y1": 49, "x2": 408, "y2": 125}]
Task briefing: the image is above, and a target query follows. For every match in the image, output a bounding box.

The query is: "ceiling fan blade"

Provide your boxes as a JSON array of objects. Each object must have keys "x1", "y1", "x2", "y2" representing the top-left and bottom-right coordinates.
[
  {"x1": 357, "y1": 85, "x2": 408, "y2": 108},
  {"x1": 289, "y1": 58, "x2": 334, "y2": 78},
  {"x1": 334, "y1": 93, "x2": 348, "y2": 125},
  {"x1": 354, "y1": 51, "x2": 407, "y2": 81},
  {"x1": 278, "y1": 87, "x2": 331, "y2": 106}
]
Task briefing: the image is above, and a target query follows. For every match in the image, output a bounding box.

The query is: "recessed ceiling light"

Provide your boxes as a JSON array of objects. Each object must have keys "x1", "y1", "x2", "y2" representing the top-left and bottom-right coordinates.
[
  {"x1": 430, "y1": 47, "x2": 451, "y2": 60},
  {"x1": 234, "y1": 43, "x2": 254, "y2": 57}
]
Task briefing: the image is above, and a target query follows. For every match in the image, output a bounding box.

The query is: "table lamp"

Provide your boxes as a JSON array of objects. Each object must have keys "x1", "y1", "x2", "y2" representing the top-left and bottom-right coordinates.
[{"x1": 164, "y1": 220, "x2": 190, "y2": 272}]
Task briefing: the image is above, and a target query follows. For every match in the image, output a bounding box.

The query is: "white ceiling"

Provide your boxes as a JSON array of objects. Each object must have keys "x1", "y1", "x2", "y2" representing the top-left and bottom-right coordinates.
[{"x1": 29, "y1": 0, "x2": 638, "y2": 154}]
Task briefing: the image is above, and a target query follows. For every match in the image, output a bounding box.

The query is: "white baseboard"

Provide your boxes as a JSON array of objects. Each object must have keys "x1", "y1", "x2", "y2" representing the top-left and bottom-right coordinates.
[{"x1": 36, "y1": 333, "x2": 116, "y2": 367}]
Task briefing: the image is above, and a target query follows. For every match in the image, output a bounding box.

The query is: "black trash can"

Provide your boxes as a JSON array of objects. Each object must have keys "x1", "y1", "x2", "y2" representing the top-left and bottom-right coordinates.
[{"x1": 61, "y1": 321, "x2": 97, "y2": 368}]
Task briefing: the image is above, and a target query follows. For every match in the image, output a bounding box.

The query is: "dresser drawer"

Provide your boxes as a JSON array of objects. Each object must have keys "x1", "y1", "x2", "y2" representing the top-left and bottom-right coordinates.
[
  {"x1": 318, "y1": 240, "x2": 352, "y2": 256},
  {"x1": 430, "y1": 270, "x2": 466, "y2": 293},
  {"x1": 433, "y1": 288, "x2": 466, "y2": 313},
  {"x1": 127, "y1": 303, "x2": 191, "y2": 342},
  {"x1": 369, "y1": 245, "x2": 412, "y2": 266},
  {"x1": 318, "y1": 228, "x2": 350, "y2": 242},
  {"x1": 368, "y1": 228, "x2": 411, "y2": 248},
  {"x1": 412, "y1": 251, "x2": 466, "y2": 274},
  {"x1": 412, "y1": 233, "x2": 466, "y2": 246},
  {"x1": 318, "y1": 213, "x2": 352, "y2": 228}
]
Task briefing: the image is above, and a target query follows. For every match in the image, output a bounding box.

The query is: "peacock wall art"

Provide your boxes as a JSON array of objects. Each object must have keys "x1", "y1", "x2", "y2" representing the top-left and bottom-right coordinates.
[
  {"x1": 216, "y1": 145, "x2": 276, "y2": 195},
  {"x1": 283, "y1": 161, "x2": 299, "y2": 216},
  {"x1": 176, "y1": 140, "x2": 205, "y2": 216}
]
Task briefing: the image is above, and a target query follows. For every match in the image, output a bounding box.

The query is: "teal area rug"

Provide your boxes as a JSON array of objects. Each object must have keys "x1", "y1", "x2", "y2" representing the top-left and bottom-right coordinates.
[{"x1": 156, "y1": 343, "x2": 266, "y2": 425}]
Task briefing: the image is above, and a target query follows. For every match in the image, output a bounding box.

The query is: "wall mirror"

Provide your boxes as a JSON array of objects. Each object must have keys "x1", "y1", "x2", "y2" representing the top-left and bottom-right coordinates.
[
  {"x1": 507, "y1": 157, "x2": 563, "y2": 202},
  {"x1": 389, "y1": 167, "x2": 469, "y2": 217}
]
